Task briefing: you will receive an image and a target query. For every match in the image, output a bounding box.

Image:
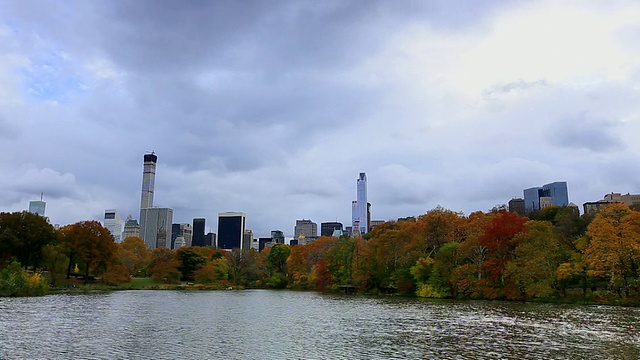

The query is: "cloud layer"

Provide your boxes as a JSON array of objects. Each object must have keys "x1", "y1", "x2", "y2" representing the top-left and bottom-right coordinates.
[{"x1": 1, "y1": 0, "x2": 639, "y2": 237}]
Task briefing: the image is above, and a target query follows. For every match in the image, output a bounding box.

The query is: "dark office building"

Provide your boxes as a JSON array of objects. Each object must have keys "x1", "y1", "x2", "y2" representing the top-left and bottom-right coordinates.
[
  {"x1": 171, "y1": 223, "x2": 181, "y2": 250},
  {"x1": 204, "y1": 232, "x2": 216, "y2": 247},
  {"x1": 192, "y1": 218, "x2": 206, "y2": 247},
  {"x1": 258, "y1": 238, "x2": 271, "y2": 252},
  {"x1": 218, "y1": 212, "x2": 246, "y2": 250},
  {"x1": 321, "y1": 222, "x2": 343, "y2": 237}
]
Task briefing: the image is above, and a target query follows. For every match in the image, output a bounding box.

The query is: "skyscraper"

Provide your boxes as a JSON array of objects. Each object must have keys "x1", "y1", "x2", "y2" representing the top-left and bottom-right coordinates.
[
  {"x1": 352, "y1": 172, "x2": 368, "y2": 236},
  {"x1": 217, "y1": 212, "x2": 246, "y2": 250},
  {"x1": 28, "y1": 193, "x2": 46, "y2": 216},
  {"x1": 138, "y1": 152, "x2": 173, "y2": 249},
  {"x1": 192, "y1": 218, "x2": 206, "y2": 247},
  {"x1": 104, "y1": 209, "x2": 123, "y2": 243},
  {"x1": 140, "y1": 207, "x2": 173, "y2": 249},
  {"x1": 28, "y1": 201, "x2": 46, "y2": 216},
  {"x1": 140, "y1": 152, "x2": 157, "y2": 209}
]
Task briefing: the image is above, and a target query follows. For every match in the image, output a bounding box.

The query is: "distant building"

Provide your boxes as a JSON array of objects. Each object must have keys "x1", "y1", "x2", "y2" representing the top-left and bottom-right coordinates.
[
  {"x1": 171, "y1": 223, "x2": 193, "y2": 249},
  {"x1": 204, "y1": 232, "x2": 216, "y2": 247},
  {"x1": 28, "y1": 200, "x2": 46, "y2": 216},
  {"x1": 369, "y1": 220, "x2": 385, "y2": 231},
  {"x1": 271, "y1": 230, "x2": 285, "y2": 244},
  {"x1": 603, "y1": 192, "x2": 640, "y2": 207},
  {"x1": 192, "y1": 218, "x2": 206, "y2": 247},
  {"x1": 258, "y1": 237, "x2": 271, "y2": 252},
  {"x1": 290, "y1": 239, "x2": 299, "y2": 246},
  {"x1": 122, "y1": 215, "x2": 140, "y2": 240},
  {"x1": 508, "y1": 198, "x2": 526, "y2": 216},
  {"x1": 174, "y1": 236, "x2": 186, "y2": 250},
  {"x1": 218, "y1": 212, "x2": 246, "y2": 250},
  {"x1": 243, "y1": 230, "x2": 253, "y2": 251},
  {"x1": 321, "y1": 222, "x2": 343, "y2": 237},
  {"x1": 104, "y1": 209, "x2": 123, "y2": 243},
  {"x1": 294, "y1": 219, "x2": 317, "y2": 238},
  {"x1": 583, "y1": 192, "x2": 640, "y2": 215},
  {"x1": 524, "y1": 181, "x2": 569, "y2": 214},
  {"x1": 583, "y1": 201, "x2": 610, "y2": 215},
  {"x1": 139, "y1": 207, "x2": 173, "y2": 249}
]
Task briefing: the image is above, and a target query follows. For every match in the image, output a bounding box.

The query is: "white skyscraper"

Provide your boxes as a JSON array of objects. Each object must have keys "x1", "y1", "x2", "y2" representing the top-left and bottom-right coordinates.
[
  {"x1": 352, "y1": 172, "x2": 368, "y2": 236},
  {"x1": 104, "y1": 209, "x2": 124, "y2": 243}
]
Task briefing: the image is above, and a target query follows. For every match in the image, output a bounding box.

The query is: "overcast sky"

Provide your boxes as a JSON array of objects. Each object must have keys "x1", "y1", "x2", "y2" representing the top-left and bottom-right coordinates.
[{"x1": 2, "y1": 1, "x2": 639, "y2": 238}]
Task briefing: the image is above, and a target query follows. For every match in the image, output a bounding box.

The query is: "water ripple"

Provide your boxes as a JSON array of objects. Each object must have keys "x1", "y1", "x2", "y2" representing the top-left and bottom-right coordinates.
[{"x1": 0, "y1": 291, "x2": 638, "y2": 359}]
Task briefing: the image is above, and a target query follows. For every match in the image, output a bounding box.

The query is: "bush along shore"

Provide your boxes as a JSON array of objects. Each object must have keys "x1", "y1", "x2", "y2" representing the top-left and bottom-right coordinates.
[{"x1": 3, "y1": 203, "x2": 640, "y2": 306}]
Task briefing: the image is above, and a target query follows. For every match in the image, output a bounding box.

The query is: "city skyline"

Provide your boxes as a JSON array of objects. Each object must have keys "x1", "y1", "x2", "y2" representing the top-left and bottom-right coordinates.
[{"x1": 2, "y1": 2, "x2": 640, "y2": 238}]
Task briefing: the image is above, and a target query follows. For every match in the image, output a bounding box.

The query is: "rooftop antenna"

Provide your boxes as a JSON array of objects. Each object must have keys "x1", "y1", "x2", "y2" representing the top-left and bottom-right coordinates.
[{"x1": 40, "y1": 192, "x2": 43, "y2": 201}]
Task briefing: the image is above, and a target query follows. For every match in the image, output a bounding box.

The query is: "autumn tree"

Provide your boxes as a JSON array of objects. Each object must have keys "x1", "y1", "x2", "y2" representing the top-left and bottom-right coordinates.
[
  {"x1": 476, "y1": 211, "x2": 526, "y2": 299},
  {"x1": 225, "y1": 249, "x2": 260, "y2": 286},
  {"x1": 585, "y1": 203, "x2": 640, "y2": 297},
  {"x1": 117, "y1": 236, "x2": 149, "y2": 277},
  {"x1": 147, "y1": 247, "x2": 181, "y2": 283},
  {"x1": 411, "y1": 207, "x2": 465, "y2": 258},
  {"x1": 60, "y1": 221, "x2": 117, "y2": 283}
]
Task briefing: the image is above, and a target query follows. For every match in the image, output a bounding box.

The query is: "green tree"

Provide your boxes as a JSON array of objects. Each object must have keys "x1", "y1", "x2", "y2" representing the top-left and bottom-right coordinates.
[
  {"x1": 42, "y1": 244, "x2": 69, "y2": 286},
  {"x1": 504, "y1": 221, "x2": 563, "y2": 299},
  {"x1": 175, "y1": 246, "x2": 213, "y2": 281},
  {"x1": 266, "y1": 244, "x2": 290, "y2": 275}
]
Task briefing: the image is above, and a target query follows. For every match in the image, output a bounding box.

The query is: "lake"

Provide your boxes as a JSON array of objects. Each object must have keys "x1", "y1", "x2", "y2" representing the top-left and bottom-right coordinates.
[{"x1": 0, "y1": 290, "x2": 638, "y2": 359}]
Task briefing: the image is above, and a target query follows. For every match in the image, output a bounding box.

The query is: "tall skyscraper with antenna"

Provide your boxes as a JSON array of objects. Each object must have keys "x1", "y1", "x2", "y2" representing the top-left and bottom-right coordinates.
[{"x1": 352, "y1": 172, "x2": 368, "y2": 236}]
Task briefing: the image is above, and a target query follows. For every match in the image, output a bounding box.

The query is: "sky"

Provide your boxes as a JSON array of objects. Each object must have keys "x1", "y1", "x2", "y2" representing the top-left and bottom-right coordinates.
[{"x1": 1, "y1": 1, "x2": 640, "y2": 238}]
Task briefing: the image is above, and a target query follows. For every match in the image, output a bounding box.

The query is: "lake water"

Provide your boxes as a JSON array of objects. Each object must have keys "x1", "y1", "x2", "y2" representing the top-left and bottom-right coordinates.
[{"x1": 0, "y1": 290, "x2": 638, "y2": 359}]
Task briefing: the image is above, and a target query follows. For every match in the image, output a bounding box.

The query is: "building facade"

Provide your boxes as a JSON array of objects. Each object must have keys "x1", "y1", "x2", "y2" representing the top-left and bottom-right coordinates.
[
  {"x1": 122, "y1": 215, "x2": 140, "y2": 239},
  {"x1": 243, "y1": 230, "x2": 253, "y2": 252},
  {"x1": 351, "y1": 172, "x2": 368, "y2": 236},
  {"x1": 320, "y1": 222, "x2": 343, "y2": 237},
  {"x1": 217, "y1": 212, "x2": 246, "y2": 250},
  {"x1": 171, "y1": 223, "x2": 193, "y2": 250},
  {"x1": 28, "y1": 201, "x2": 46, "y2": 216},
  {"x1": 104, "y1": 209, "x2": 124, "y2": 243},
  {"x1": 271, "y1": 230, "x2": 285, "y2": 244},
  {"x1": 139, "y1": 207, "x2": 173, "y2": 249},
  {"x1": 294, "y1": 219, "x2": 317, "y2": 238},
  {"x1": 523, "y1": 181, "x2": 569, "y2": 214},
  {"x1": 508, "y1": 198, "x2": 526, "y2": 216},
  {"x1": 192, "y1": 218, "x2": 206, "y2": 247},
  {"x1": 140, "y1": 153, "x2": 157, "y2": 209}
]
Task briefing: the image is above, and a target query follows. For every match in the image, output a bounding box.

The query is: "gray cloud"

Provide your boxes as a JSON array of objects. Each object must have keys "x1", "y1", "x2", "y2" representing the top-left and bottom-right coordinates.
[
  {"x1": 548, "y1": 113, "x2": 624, "y2": 153},
  {"x1": 1, "y1": 1, "x2": 639, "y2": 237}
]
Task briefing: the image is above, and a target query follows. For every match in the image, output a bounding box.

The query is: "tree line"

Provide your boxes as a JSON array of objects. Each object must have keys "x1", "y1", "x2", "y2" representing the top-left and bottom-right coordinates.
[{"x1": 1, "y1": 203, "x2": 640, "y2": 303}]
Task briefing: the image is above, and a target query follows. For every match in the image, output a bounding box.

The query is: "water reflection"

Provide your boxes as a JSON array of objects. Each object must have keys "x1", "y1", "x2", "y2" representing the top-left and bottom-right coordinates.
[{"x1": 0, "y1": 291, "x2": 638, "y2": 359}]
